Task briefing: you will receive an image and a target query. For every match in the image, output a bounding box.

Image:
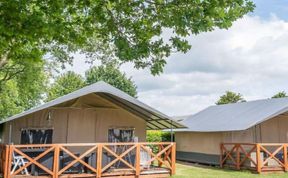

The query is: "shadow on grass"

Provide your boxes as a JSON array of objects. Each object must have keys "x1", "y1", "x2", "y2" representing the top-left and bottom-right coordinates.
[{"x1": 177, "y1": 160, "x2": 255, "y2": 173}]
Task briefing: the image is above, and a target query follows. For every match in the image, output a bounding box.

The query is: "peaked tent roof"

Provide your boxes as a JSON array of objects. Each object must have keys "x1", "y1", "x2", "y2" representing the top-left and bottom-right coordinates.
[
  {"x1": 0, "y1": 81, "x2": 184, "y2": 130},
  {"x1": 176, "y1": 97, "x2": 288, "y2": 132}
]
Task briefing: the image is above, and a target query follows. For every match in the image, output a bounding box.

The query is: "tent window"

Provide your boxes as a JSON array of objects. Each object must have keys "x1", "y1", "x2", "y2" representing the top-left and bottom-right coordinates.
[
  {"x1": 20, "y1": 129, "x2": 53, "y2": 144},
  {"x1": 108, "y1": 128, "x2": 134, "y2": 142}
]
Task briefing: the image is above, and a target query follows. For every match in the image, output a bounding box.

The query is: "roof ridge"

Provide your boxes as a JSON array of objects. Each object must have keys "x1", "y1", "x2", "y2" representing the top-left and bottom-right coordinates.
[{"x1": 210, "y1": 97, "x2": 288, "y2": 107}]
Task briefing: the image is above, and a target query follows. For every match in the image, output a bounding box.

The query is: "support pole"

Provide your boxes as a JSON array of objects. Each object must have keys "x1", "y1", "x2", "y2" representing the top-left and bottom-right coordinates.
[
  {"x1": 170, "y1": 120, "x2": 173, "y2": 142},
  {"x1": 8, "y1": 124, "x2": 12, "y2": 144}
]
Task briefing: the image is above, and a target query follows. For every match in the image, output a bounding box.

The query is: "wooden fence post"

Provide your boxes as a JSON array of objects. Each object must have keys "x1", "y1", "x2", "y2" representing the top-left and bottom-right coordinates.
[
  {"x1": 171, "y1": 143, "x2": 176, "y2": 175},
  {"x1": 6, "y1": 145, "x2": 12, "y2": 178},
  {"x1": 4, "y1": 145, "x2": 10, "y2": 178},
  {"x1": 256, "y1": 144, "x2": 261, "y2": 174},
  {"x1": 220, "y1": 143, "x2": 223, "y2": 168},
  {"x1": 236, "y1": 144, "x2": 240, "y2": 170},
  {"x1": 97, "y1": 144, "x2": 102, "y2": 178},
  {"x1": 53, "y1": 145, "x2": 60, "y2": 178},
  {"x1": 284, "y1": 144, "x2": 288, "y2": 172},
  {"x1": 135, "y1": 143, "x2": 140, "y2": 177}
]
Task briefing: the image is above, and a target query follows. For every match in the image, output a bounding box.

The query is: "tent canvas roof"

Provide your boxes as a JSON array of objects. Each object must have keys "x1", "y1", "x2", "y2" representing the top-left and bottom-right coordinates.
[
  {"x1": 176, "y1": 97, "x2": 288, "y2": 132},
  {"x1": 0, "y1": 81, "x2": 184, "y2": 130}
]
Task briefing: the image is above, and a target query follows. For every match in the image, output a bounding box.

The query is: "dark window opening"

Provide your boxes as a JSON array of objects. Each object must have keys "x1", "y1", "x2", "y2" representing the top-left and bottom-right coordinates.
[
  {"x1": 20, "y1": 129, "x2": 53, "y2": 144},
  {"x1": 108, "y1": 128, "x2": 134, "y2": 143}
]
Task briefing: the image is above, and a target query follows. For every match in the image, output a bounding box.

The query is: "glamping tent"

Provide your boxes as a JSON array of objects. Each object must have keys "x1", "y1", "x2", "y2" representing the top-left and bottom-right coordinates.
[
  {"x1": 174, "y1": 97, "x2": 288, "y2": 166},
  {"x1": 0, "y1": 81, "x2": 183, "y2": 144},
  {"x1": 0, "y1": 81, "x2": 183, "y2": 178}
]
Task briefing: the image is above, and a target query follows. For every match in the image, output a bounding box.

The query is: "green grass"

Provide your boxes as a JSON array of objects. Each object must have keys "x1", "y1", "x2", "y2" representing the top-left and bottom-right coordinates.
[{"x1": 171, "y1": 162, "x2": 288, "y2": 178}]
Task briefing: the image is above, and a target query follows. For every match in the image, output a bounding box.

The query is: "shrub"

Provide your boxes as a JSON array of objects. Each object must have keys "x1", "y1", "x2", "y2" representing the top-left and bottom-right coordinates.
[
  {"x1": 146, "y1": 130, "x2": 174, "y2": 142},
  {"x1": 146, "y1": 130, "x2": 174, "y2": 153}
]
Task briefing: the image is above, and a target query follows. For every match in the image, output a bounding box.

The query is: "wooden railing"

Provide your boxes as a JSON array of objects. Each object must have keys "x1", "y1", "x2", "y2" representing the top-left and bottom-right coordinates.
[
  {"x1": 220, "y1": 143, "x2": 288, "y2": 173},
  {"x1": 0, "y1": 142, "x2": 176, "y2": 178},
  {"x1": 0, "y1": 144, "x2": 6, "y2": 174}
]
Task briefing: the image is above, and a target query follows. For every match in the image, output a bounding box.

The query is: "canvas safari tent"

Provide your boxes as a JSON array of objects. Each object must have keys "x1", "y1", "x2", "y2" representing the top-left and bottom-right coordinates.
[
  {"x1": 0, "y1": 81, "x2": 183, "y2": 144},
  {"x1": 0, "y1": 81, "x2": 183, "y2": 178},
  {"x1": 174, "y1": 97, "x2": 288, "y2": 173}
]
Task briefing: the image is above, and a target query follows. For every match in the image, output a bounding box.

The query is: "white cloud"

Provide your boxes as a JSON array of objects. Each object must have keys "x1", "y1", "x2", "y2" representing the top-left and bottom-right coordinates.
[{"x1": 69, "y1": 15, "x2": 288, "y2": 116}]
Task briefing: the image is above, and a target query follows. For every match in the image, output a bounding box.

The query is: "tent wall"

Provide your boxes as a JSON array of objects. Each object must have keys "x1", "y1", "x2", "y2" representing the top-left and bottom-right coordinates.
[
  {"x1": 175, "y1": 132, "x2": 224, "y2": 165},
  {"x1": 223, "y1": 127, "x2": 256, "y2": 143},
  {"x1": 2, "y1": 108, "x2": 146, "y2": 144},
  {"x1": 176, "y1": 132, "x2": 224, "y2": 155},
  {"x1": 175, "y1": 113, "x2": 288, "y2": 165},
  {"x1": 259, "y1": 114, "x2": 288, "y2": 143}
]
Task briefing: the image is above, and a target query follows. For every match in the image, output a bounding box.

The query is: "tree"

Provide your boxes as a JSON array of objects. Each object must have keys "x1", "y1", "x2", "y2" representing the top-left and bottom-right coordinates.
[
  {"x1": 0, "y1": 1, "x2": 255, "y2": 88},
  {"x1": 85, "y1": 65, "x2": 137, "y2": 97},
  {"x1": 216, "y1": 91, "x2": 246, "y2": 105},
  {"x1": 47, "y1": 71, "x2": 85, "y2": 101},
  {"x1": 47, "y1": 65, "x2": 137, "y2": 100},
  {"x1": 0, "y1": 61, "x2": 47, "y2": 120},
  {"x1": 272, "y1": 91, "x2": 288, "y2": 99},
  {"x1": 0, "y1": 81, "x2": 23, "y2": 119}
]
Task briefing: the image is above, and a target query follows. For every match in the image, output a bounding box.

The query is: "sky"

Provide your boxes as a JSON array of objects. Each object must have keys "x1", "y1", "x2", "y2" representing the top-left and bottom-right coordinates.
[{"x1": 66, "y1": 1, "x2": 288, "y2": 117}]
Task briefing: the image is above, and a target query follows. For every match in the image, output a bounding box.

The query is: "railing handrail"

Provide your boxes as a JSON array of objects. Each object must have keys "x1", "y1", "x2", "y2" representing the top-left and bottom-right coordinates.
[
  {"x1": 222, "y1": 142, "x2": 288, "y2": 145},
  {"x1": 221, "y1": 142, "x2": 256, "y2": 146},
  {"x1": 7, "y1": 142, "x2": 175, "y2": 148}
]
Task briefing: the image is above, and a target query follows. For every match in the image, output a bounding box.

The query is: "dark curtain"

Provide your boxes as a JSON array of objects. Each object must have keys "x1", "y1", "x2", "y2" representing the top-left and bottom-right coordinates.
[
  {"x1": 20, "y1": 129, "x2": 53, "y2": 144},
  {"x1": 108, "y1": 129, "x2": 134, "y2": 142}
]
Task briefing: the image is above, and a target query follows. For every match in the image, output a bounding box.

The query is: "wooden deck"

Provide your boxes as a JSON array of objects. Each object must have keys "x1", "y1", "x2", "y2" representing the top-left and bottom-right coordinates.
[
  {"x1": 220, "y1": 143, "x2": 288, "y2": 173},
  {"x1": 0, "y1": 142, "x2": 176, "y2": 178}
]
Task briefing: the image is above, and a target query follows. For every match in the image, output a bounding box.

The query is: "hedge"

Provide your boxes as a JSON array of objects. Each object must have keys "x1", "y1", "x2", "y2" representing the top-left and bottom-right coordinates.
[{"x1": 146, "y1": 130, "x2": 174, "y2": 142}]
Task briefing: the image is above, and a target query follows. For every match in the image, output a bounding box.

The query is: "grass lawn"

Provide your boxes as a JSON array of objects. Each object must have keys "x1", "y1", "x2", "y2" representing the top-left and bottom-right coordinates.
[{"x1": 171, "y1": 162, "x2": 288, "y2": 178}]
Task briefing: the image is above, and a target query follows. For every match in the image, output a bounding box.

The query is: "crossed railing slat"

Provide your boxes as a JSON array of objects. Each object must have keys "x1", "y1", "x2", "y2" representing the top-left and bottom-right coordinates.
[
  {"x1": 239, "y1": 145, "x2": 257, "y2": 167},
  {"x1": 261, "y1": 145, "x2": 284, "y2": 166},
  {"x1": 58, "y1": 145, "x2": 98, "y2": 175},
  {"x1": 221, "y1": 143, "x2": 260, "y2": 170},
  {"x1": 141, "y1": 144, "x2": 172, "y2": 169},
  {"x1": 102, "y1": 145, "x2": 136, "y2": 172},
  {"x1": 13, "y1": 146, "x2": 54, "y2": 175},
  {"x1": 221, "y1": 143, "x2": 288, "y2": 173},
  {"x1": 221, "y1": 144, "x2": 237, "y2": 166},
  {"x1": 159, "y1": 144, "x2": 172, "y2": 166}
]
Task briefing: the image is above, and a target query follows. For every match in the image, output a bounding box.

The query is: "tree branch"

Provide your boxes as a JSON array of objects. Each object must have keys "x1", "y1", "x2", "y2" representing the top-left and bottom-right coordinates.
[
  {"x1": 0, "y1": 51, "x2": 9, "y2": 68},
  {"x1": 0, "y1": 65, "x2": 26, "y2": 83}
]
